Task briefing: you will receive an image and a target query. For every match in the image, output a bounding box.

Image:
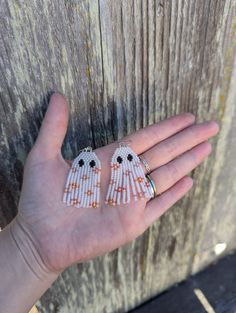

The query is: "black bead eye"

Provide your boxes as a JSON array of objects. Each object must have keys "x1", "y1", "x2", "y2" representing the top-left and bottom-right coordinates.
[
  {"x1": 78, "y1": 159, "x2": 84, "y2": 167},
  {"x1": 89, "y1": 160, "x2": 96, "y2": 168},
  {"x1": 127, "y1": 154, "x2": 133, "y2": 161},
  {"x1": 117, "y1": 156, "x2": 123, "y2": 164}
]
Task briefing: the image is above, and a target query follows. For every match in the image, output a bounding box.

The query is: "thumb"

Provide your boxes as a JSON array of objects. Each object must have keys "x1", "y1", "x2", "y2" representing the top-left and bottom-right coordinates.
[{"x1": 33, "y1": 92, "x2": 69, "y2": 159}]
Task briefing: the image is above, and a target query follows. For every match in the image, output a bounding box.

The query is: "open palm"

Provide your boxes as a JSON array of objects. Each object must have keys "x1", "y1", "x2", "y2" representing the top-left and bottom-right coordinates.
[{"x1": 16, "y1": 93, "x2": 219, "y2": 273}]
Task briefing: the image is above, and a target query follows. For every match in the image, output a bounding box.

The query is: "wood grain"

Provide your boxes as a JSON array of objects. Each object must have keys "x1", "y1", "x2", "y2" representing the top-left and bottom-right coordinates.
[{"x1": 0, "y1": 1, "x2": 236, "y2": 312}]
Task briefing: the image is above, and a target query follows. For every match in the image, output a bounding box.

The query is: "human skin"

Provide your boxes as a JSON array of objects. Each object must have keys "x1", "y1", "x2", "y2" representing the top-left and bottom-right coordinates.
[{"x1": 0, "y1": 93, "x2": 219, "y2": 313}]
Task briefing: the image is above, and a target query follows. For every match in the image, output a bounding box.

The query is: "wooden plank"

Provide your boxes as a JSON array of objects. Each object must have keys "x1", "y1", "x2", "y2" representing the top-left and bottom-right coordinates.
[
  {"x1": 0, "y1": 1, "x2": 235, "y2": 312},
  {"x1": 130, "y1": 252, "x2": 236, "y2": 313},
  {"x1": 191, "y1": 3, "x2": 236, "y2": 274}
]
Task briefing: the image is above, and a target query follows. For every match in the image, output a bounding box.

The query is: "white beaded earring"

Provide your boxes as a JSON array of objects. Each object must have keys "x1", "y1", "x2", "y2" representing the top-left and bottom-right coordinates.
[
  {"x1": 63, "y1": 147, "x2": 101, "y2": 208},
  {"x1": 105, "y1": 142, "x2": 153, "y2": 206}
]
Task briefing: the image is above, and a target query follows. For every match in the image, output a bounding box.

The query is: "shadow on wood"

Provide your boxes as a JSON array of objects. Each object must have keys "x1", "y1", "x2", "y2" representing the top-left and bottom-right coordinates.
[{"x1": 130, "y1": 252, "x2": 236, "y2": 313}]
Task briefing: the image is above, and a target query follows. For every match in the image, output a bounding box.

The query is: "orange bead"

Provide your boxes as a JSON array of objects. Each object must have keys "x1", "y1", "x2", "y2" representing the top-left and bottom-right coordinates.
[
  {"x1": 137, "y1": 177, "x2": 143, "y2": 183},
  {"x1": 111, "y1": 163, "x2": 120, "y2": 170},
  {"x1": 86, "y1": 190, "x2": 93, "y2": 196},
  {"x1": 106, "y1": 198, "x2": 113, "y2": 205},
  {"x1": 116, "y1": 186, "x2": 123, "y2": 192}
]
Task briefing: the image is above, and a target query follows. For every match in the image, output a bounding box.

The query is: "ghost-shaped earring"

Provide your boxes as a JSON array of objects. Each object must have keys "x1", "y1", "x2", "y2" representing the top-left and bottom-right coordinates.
[
  {"x1": 105, "y1": 142, "x2": 153, "y2": 206},
  {"x1": 63, "y1": 147, "x2": 101, "y2": 208}
]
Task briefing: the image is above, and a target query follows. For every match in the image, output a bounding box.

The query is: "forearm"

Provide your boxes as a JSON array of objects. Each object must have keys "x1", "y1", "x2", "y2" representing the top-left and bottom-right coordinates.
[{"x1": 0, "y1": 218, "x2": 59, "y2": 313}]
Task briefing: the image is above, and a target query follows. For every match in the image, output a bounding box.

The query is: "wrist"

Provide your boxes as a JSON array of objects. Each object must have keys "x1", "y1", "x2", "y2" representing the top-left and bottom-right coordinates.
[
  {"x1": 10, "y1": 215, "x2": 61, "y2": 279},
  {"x1": 0, "y1": 217, "x2": 59, "y2": 313}
]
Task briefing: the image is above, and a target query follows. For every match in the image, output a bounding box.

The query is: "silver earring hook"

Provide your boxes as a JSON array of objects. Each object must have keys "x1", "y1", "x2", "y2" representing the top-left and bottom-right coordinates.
[
  {"x1": 79, "y1": 146, "x2": 93, "y2": 153},
  {"x1": 118, "y1": 140, "x2": 132, "y2": 148}
]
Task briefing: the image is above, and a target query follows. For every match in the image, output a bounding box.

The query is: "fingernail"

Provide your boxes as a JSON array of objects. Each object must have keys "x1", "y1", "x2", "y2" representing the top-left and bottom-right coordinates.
[{"x1": 208, "y1": 121, "x2": 220, "y2": 133}]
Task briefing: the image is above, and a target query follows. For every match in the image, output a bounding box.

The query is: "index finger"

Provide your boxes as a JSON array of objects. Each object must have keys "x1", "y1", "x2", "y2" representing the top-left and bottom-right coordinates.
[{"x1": 101, "y1": 113, "x2": 195, "y2": 155}]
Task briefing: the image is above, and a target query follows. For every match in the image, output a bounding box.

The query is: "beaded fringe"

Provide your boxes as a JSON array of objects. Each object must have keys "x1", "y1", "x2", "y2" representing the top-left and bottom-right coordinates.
[{"x1": 105, "y1": 144, "x2": 153, "y2": 206}]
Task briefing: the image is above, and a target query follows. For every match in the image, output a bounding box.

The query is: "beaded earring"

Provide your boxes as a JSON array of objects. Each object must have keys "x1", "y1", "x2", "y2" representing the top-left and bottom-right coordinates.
[
  {"x1": 105, "y1": 142, "x2": 153, "y2": 206},
  {"x1": 63, "y1": 147, "x2": 101, "y2": 208}
]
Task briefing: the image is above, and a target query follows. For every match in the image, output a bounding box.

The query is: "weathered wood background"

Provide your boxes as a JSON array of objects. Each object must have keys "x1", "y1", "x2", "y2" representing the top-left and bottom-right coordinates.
[{"x1": 0, "y1": 1, "x2": 236, "y2": 312}]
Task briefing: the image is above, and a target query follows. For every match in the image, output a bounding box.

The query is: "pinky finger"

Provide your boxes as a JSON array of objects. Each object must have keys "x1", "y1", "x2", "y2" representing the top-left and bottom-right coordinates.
[{"x1": 144, "y1": 176, "x2": 193, "y2": 228}]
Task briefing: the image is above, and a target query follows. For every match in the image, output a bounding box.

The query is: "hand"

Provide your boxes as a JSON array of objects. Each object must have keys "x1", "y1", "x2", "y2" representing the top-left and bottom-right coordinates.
[{"x1": 15, "y1": 93, "x2": 219, "y2": 273}]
